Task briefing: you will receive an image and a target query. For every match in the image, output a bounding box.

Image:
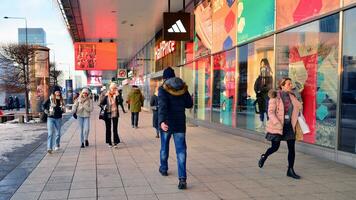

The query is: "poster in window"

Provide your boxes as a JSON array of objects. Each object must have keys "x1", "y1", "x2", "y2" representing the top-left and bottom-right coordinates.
[
  {"x1": 212, "y1": 0, "x2": 237, "y2": 53},
  {"x1": 237, "y1": 0, "x2": 275, "y2": 44},
  {"x1": 276, "y1": 0, "x2": 340, "y2": 30}
]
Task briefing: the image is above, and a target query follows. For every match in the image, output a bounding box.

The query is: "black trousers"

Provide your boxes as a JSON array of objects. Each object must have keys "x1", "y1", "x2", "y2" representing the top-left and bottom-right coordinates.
[
  {"x1": 119, "y1": 103, "x2": 126, "y2": 112},
  {"x1": 264, "y1": 140, "x2": 296, "y2": 168},
  {"x1": 131, "y1": 112, "x2": 139, "y2": 127},
  {"x1": 105, "y1": 117, "x2": 120, "y2": 145}
]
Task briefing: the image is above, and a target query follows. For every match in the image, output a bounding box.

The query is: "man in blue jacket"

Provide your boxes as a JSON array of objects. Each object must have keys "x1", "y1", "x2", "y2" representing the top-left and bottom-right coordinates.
[{"x1": 158, "y1": 67, "x2": 193, "y2": 190}]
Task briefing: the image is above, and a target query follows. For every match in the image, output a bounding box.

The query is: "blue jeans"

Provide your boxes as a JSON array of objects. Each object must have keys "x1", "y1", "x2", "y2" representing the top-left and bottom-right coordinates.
[
  {"x1": 47, "y1": 118, "x2": 62, "y2": 150},
  {"x1": 159, "y1": 132, "x2": 187, "y2": 179},
  {"x1": 78, "y1": 117, "x2": 90, "y2": 144}
]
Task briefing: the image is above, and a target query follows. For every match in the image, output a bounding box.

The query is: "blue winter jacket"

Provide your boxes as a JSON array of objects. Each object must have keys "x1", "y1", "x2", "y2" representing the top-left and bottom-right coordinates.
[{"x1": 158, "y1": 77, "x2": 193, "y2": 133}]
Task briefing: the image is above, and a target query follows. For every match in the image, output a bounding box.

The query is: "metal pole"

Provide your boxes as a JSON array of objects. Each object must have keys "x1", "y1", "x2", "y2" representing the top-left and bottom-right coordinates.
[
  {"x1": 183, "y1": 0, "x2": 185, "y2": 11},
  {"x1": 25, "y1": 18, "x2": 30, "y2": 122},
  {"x1": 168, "y1": 0, "x2": 170, "y2": 12}
]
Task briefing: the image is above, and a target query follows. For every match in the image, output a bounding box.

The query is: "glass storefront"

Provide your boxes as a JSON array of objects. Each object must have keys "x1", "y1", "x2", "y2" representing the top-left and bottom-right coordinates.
[
  {"x1": 340, "y1": 7, "x2": 356, "y2": 153},
  {"x1": 127, "y1": 1, "x2": 356, "y2": 158},
  {"x1": 236, "y1": 36, "x2": 274, "y2": 132}
]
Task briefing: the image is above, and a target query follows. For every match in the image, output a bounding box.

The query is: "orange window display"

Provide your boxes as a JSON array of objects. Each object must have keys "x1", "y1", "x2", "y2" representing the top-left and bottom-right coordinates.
[{"x1": 75, "y1": 42, "x2": 117, "y2": 70}]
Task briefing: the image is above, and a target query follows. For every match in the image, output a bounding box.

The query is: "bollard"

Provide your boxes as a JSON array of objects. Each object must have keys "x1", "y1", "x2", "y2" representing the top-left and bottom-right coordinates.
[{"x1": 18, "y1": 115, "x2": 24, "y2": 123}]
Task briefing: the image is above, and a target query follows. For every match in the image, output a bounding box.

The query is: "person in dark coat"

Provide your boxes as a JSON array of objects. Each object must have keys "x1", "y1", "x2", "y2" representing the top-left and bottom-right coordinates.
[
  {"x1": 8, "y1": 96, "x2": 14, "y2": 111},
  {"x1": 158, "y1": 67, "x2": 193, "y2": 190},
  {"x1": 254, "y1": 58, "x2": 273, "y2": 130},
  {"x1": 118, "y1": 89, "x2": 126, "y2": 113},
  {"x1": 14, "y1": 96, "x2": 20, "y2": 111},
  {"x1": 100, "y1": 83, "x2": 121, "y2": 148},
  {"x1": 43, "y1": 86, "x2": 65, "y2": 154},
  {"x1": 150, "y1": 89, "x2": 159, "y2": 138}
]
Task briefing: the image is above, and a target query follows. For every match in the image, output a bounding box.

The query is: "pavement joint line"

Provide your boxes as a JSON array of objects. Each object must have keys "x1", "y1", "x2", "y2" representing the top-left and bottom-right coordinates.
[
  {"x1": 112, "y1": 126, "x2": 158, "y2": 200},
  {"x1": 36, "y1": 120, "x2": 79, "y2": 200},
  {"x1": 1, "y1": 116, "x2": 73, "y2": 200}
]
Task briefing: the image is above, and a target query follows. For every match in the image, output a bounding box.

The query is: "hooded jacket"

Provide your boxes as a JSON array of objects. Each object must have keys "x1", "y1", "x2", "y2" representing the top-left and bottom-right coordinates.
[
  {"x1": 127, "y1": 88, "x2": 144, "y2": 112},
  {"x1": 158, "y1": 77, "x2": 193, "y2": 133},
  {"x1": 43, "y1": 95, "x2": 65, "y2": 119},
  {"x1": 265, "y1": 90, "x2": 302, "y2": 135}
]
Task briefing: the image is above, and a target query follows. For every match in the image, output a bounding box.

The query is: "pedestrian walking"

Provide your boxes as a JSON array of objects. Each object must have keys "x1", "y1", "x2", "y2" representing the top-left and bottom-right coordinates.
[
  {"x1": 72, "y1": 88, "x2": 93, "y2": 148},
  {"x1": 150, "y1": 89, "x2": 159, "y2": 138},
  {"x1": 158, "y1": 67, "x2": 193, "y2": 189},
  {"x1": 118, "y1": 89, "x2": 126, "y2": 113},
  {"x1": 8, "y1": 96, "x2": 13, "y2": 111},
  {"x1": 43, "y1": 86, "x2": 65, "y2": 154},
  {"x1": 258, "y1": 77, "x2": 303, "y2": 179},
  {"x1": 100, "y1": 83, "x2": 121, "y2": 148},
  {"x1": 127, "y1": 85, "x2": 144, "y2": 128}
]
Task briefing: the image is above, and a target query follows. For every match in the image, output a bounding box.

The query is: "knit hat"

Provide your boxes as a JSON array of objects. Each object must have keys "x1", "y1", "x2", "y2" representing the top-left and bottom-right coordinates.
[
  {"x1": 52, "y1": 85, "x2": 61, "y2": 94},
  {"x1": 82, "y1": 88, "x2": 89, "y2": 94},
  {"x1": 109, "y1": 82, "x2": 117, "y2": 90},
  {"x1": 163, "y1": 67, "x2": 175, "y2": 79}
]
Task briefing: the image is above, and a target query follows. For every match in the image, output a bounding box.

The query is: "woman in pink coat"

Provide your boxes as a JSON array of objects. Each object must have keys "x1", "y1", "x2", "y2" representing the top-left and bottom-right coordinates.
[{"x1": 258, "y1": 78, "x2": 302, "y2": 179}]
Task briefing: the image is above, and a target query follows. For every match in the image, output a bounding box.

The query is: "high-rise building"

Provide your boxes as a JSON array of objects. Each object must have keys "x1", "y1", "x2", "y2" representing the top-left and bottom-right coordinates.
[{"x1": 18, "y1": 28, "x2": 46, "y2": 46}]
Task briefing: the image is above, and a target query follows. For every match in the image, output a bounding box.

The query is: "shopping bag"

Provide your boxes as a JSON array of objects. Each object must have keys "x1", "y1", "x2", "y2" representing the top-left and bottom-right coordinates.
[
  {"x1": 298, "y1": 113, "x2": 310, "y2": 134},
  {"x1": 295, "y1": 122, "x2": 303, "y2": 141}
]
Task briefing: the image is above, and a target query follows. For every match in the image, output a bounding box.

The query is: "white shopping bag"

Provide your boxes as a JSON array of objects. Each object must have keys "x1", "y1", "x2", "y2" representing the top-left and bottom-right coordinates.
[{"x1": 298, "y1": 113, "x2": 310, "y2": 134}]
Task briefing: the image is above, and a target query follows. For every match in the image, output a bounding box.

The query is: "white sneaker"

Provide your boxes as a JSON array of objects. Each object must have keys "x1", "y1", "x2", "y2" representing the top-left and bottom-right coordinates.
[
  {"x1": 113, "y1": 144, "x2": 118, "y2": 148},
  {"x1": 108, "y1": 145, "x2": 113, "y2": 148},
  {"x1": 54, "y1": 147, "x2": 59, "y2": 151},
  {"x1": 47, "y1": 149, "x2": 53, "y2": 154}
]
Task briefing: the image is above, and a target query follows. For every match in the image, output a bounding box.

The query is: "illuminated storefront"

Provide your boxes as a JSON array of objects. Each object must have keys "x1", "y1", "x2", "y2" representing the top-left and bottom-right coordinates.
[{"x1": 127, "y1": 0, "x2": 356, "y2": 166}]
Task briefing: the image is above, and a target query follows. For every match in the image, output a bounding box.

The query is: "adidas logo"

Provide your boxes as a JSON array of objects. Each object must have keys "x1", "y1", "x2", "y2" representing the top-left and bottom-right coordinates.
[{"x1": 167, "y1": 20, "x2": 187, "y2": 33}]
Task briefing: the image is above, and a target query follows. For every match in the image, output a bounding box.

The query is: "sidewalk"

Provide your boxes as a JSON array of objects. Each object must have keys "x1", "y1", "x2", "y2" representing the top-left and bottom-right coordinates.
[{"x1": 8, "y1": 108, "x2": 356, "y2": 200}]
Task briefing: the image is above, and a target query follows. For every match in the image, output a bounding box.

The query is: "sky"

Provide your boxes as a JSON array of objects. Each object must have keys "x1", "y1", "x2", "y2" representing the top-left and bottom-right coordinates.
[{"x1": 0, "y1": 0, "x2": 82, "y2": 86}]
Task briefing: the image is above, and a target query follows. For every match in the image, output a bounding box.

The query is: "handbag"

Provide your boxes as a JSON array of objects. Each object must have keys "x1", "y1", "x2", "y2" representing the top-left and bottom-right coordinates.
[
  {"x1": 99, "y1": 106, "x2": 105, "y2": 120},
  {"x1": 73, "y1": 113, "x2": 77, "y2": 119},
  {"x1": 298, "y1": 113, "x2": 310, "y2": 134}
]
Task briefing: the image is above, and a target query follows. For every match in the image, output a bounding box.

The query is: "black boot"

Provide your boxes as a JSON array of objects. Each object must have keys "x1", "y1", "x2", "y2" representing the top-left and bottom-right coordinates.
[
  {"x1": 178, "y1": 178, "x2": 187, "y2": 190},
  {"x1": 258, "y1": 154, "x2": 267, "y2": 168},
  {"x1": 85, "y1": 140, "x2": 89, "y2": 146},
  {"x1": 287, "y1": 168, "x2": 301, "y2": 179},
  {"x1": 81, "y1": 143, "x2": 85, "y2": 148}
]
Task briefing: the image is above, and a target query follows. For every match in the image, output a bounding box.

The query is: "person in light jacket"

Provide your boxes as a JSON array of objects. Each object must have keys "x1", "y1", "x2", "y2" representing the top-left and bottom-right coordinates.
[
  {"x1": 43, "y1": 86, "x2": 65, "y2": 154},
  {"x1": 72, "y1": 88, "x2": 94, "y2": 148},
  {"x1": 258, "y1": 77, "x2": 303, "y2": 179}
]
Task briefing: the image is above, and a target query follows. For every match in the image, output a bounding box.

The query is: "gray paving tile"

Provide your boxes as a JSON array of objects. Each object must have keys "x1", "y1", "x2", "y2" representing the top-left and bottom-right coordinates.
[{"x1": 68, "y1": 188, "x2": 97, "y2": 199}]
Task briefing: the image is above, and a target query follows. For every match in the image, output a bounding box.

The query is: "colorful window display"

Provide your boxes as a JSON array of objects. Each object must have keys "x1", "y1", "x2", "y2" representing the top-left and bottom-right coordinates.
[
  {"x1": 237, "y1": 0, "x2": 275, "y2": 44},
  {"x1": 276, "y1": 14, "x2": 339, "y2": 148},
  {"x1": 195, "y1": 57, "x2": 212, "y2": 121},
  {"x1": 276, "y1": 0, "x2": 340, "y2": 30},
  {"x1": 212, "y1": 48, "x2": 236, "y2": 127},
  {"x1": 236, "y1": 36, "x2": 274, "y2": 132},
  {"x1": 344, "y1": 0, "x2": 356, "y2": 5},
  {"x1": 182, "y1": 63, "x2": 195, "y2": 119},
  {"x1": 194, "y1": 0, "x2": 213, "y2": 58},
  {"x1": 212, "y1": 0, "x2": 237, "y2": 53},
  {"x1": 340, "y1": 8, "x2": 356, "y2": 153}
]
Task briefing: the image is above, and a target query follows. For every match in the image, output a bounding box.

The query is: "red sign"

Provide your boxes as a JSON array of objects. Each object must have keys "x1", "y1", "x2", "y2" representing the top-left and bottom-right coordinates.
[
  {"x1": 75, "y1": 42, "x2": 117, "y2": 70},
  {"x1": 155, "y1": 41, "x2": 176, "y2": 60},
  {"x1": 117, "y1": 69, "x2": 127, "y2": 78}
]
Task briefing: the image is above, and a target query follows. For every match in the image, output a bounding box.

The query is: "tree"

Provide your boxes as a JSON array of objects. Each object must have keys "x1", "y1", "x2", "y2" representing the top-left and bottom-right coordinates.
[
  {"x1": 0, "y1": 43, "x2": 35, "y2": 121},
  {"x1": 49, "y1": 62, "x2": 62, "y2": 87}
]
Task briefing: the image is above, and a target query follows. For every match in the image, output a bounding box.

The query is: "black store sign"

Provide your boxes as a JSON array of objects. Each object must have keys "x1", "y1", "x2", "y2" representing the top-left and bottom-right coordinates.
[{"x1": 163, "y1": 12, "x2": 191, "y2": 41}]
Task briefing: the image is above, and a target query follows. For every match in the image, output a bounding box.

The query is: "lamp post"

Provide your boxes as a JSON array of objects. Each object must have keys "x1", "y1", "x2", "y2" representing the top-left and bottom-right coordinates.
[{"x1": 4, "y1": 16, "x2": 30, "y2": 122}]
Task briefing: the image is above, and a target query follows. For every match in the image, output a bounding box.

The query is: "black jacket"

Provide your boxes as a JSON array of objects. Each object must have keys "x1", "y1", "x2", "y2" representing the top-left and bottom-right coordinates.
[
  {"x1": 100, "y1": 95, "x2": 120, "y2": 119},
  {"x1": 158, "y1": 77, "x2": 193, "y2": 133},
  {"x1": 43, "y1": 97, "x2": 64, "y2": 119}
]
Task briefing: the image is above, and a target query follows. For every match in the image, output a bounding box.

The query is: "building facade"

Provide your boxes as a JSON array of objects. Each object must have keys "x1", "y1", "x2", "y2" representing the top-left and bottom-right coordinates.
[
  {"x1": 126, "y1": 0, "x2": 356, "y2": 167},
  {"x1": 18, "y1": 28, "x2": 46, "y2": 46}
]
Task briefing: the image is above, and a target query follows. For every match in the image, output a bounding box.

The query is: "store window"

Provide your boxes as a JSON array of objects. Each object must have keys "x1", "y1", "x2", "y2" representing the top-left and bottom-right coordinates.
[
  {"x1": 340, "y1": 8, "x2": 356, "y2": 153},
  {"x1": 276, "y1": 14, "x2": 339, "y2": 148},
  {"x1": 276, "y1": 0, "x2": 339, "y2": 30},
  {"x1": 195, "y1": 57, "x2": 212, "y2": 121},
  {"x1": 236, "y1": 36, "x2": 274, "y2": 132},
  {"x1": 182, "y1": 63, "x2": 195, "y2": 119},
  {"x1": 212, "y1": 48, "x2": 236, "y2": 127}
]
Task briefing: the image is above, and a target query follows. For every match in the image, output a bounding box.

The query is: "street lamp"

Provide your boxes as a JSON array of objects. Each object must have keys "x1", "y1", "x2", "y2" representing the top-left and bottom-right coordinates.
[{"x1": 4, "y1": 16, "x2": 30, "y2": 122}]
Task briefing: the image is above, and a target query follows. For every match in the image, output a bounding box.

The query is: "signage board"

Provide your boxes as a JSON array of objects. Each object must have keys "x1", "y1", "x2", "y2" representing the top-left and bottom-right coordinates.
[
  {"x1": 117, "y1": 69, "x2": 127, "y2": 79},
  {"x1": 155, "y1": 41, "x2": 176, "y2": 60},
  {"x1": 163, "y1": 12, "x2": 191, "y2": 41}
]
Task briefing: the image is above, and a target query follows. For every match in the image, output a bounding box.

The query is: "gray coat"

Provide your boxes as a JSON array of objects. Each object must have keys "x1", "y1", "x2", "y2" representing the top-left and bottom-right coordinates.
[{"x1": 72, "y1": 97, "x2": 93, "y2": 118}]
